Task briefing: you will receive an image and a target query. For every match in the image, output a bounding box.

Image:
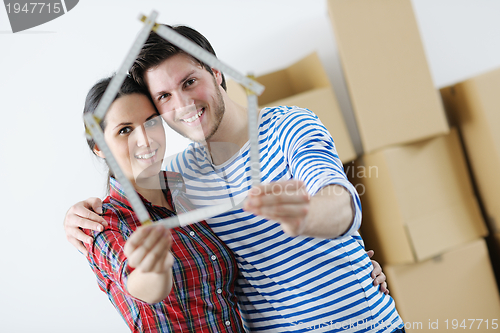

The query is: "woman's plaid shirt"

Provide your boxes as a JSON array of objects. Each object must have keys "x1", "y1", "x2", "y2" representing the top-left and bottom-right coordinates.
[{"x1": 83, "y1": 172, "x2": 244, "y2": 332}]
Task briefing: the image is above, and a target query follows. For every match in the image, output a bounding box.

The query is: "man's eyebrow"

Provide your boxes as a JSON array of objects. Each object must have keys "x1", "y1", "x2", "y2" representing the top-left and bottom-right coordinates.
[
  {"x1": 152, "y1": 70, "x2": 197, "y2": 100},
  {"x1": 178, "y1": 70, "x2": 196, "y2": 86}
]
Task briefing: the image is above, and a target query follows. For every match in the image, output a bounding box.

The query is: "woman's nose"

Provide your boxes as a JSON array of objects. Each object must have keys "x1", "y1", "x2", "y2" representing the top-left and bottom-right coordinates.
[{"x1": 135, "y1": 125, "x2": 152, "y2": 148}]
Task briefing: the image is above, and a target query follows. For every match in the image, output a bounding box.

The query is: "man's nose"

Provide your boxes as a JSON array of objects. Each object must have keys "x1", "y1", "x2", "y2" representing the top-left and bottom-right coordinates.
[{"x1": 172, "y1": 92, "x2": 192, "y2": 111}]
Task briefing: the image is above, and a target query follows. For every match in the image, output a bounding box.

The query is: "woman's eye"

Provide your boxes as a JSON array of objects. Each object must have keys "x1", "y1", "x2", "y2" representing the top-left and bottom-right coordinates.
[
  {"x1": 118, "y1": 127, "x2": 131, "y2": 135},
  {"x1": 185, "y1": 78, "x2": 196, "y2": 87},
  {"x1": 158, "y1": 93, "x2": 169, "y2": 101}
]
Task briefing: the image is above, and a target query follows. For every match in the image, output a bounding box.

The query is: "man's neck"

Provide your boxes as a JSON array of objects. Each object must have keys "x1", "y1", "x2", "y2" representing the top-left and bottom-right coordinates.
[{"x1": 205, "y1": 95, "x2": 250, "y2": 165}]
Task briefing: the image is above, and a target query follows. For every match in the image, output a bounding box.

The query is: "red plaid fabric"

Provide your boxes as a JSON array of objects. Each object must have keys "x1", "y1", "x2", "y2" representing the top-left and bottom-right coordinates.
[{"x1": 83, "y1": 172, "x2": 244, "y2": 332}]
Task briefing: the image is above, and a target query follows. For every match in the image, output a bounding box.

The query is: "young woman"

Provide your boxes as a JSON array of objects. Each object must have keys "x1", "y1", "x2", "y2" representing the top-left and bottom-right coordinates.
[{"x1": 82, "y1": 75, "x2": 244, "y2": 332}]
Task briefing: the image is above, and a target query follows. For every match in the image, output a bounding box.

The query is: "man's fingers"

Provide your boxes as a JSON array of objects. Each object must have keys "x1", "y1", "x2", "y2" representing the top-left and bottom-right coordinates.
[
  {"x1": 366, "y1": 250, "x2": 374, "y2": 258},
  {"x1": 246, "y1": 190, "x2": 309, "y2": 209},
  {"x1": 74, "y1": 215, "x2": 107, "y2": 233},
  {"x1": 85, "y1": 197, "x2": 103, "y2": 215},
  {"x1": 249, "y1": 180, "x2": 306, "y2": 196},
  {"x1": 66, "y1": 204, "x2": 106, "y2": 230},
  {"x1": 258, "y1": 203, "x2": 309, "y2": 219},
  {"x1": 373, "y1": 272, "x2": 386, "y2": 287},
  {"x1": 77, "y1": 207, "x2": 107, "y2": 226},
  {"x1": 66, "y1": 223, "x2": 94, "y2": 244},
  {"x1": 70, "y1": 237, "x2": 89, "y2": 256},
  {"x1": 371, "y1": 260, "x2": 382, "y2": 280},
  {"x1": 68, "y1": 199, "x2": 107, "y2": 225},
  {"x1": 380, "y1": 282, "x2": 389, "y2": 294}
]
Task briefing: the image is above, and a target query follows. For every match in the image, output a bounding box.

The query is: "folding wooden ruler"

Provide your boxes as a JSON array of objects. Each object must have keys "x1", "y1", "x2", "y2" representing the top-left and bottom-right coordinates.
[{"x1": 84, "y1": 11, "x2": 264, "y2": 228}]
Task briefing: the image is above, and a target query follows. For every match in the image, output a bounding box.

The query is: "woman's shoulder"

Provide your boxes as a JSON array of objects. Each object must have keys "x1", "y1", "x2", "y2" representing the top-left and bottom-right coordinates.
[{"x1": 100, "y1": 196, "x2": 141, "y2": 233}]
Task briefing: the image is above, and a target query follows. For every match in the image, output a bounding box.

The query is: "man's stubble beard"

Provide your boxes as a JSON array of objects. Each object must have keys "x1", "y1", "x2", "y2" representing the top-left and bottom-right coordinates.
[
  {"x1": 183, "y1": 79, "x2": 225, "y2": 144},
  {"x1": 199, "y1": 85, "x2": 225, "y2": 143}
]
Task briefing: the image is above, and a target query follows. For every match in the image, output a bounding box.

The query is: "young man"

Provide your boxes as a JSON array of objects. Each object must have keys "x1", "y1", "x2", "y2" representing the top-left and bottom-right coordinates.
[{"x1": 66, "y1": 25, "x2": 404, "y2": 332}]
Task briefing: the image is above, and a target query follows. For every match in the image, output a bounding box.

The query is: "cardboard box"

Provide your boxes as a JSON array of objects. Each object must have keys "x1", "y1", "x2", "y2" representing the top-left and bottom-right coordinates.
[
  {"x1": 492, "y1": 232, "x2": 500, "y2": 261},
  {"x1": 486, "y1": 232, "x2": 500, "y2": 290},
  {"x1": 351, "y1": 129, "x2": 487, "y2": 265},
  {"x1": 385, "y1": 239, "x2": 500, "y2": 332},
  {"x1": 327, "y1": 0, "x2": 449, "y2": 153},
  {"x1": 440, "y1": 69, "x2": 500, "y2": 233},
  {"x1": 226, "y1": 52, "x2": 356, "y2": 163}
]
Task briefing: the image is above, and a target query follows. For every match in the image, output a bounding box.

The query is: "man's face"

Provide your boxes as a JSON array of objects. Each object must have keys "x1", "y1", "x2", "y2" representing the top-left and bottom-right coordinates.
[{"x1": 144, "y1": 53, "x2": 225, "y2": 143}]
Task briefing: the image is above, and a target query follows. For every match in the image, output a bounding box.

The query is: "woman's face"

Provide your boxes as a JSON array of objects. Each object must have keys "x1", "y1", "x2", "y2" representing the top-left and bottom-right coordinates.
[{"x1": 97, "y1": 93, "x2": 165, "y2": 186}]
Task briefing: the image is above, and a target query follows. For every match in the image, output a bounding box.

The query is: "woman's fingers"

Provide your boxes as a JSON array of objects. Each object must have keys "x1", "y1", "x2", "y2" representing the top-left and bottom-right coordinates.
[{"x1": 125, "y1": 225, "x2": 172, "y2": 272}]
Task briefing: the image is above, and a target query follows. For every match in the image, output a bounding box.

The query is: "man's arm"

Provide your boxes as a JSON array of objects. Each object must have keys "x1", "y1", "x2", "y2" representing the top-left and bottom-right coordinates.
[
  {"x1": 245, "y1": 107, "x2": 361, "y2": 239},
  {"x1": 244, "y1": 180, "x2": 353, "y2": 239},
  {"x1": 64, "y1": 198, "x2": 107, "y2": 256},
  {"x1": 244, "y1": 185, "x2": 389, "y2": 294}
]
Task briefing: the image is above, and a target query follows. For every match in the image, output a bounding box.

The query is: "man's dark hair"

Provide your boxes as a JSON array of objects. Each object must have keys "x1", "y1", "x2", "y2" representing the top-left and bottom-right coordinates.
[{"x1": 130, "y1": 25, "x2": 227, "y2": 91}]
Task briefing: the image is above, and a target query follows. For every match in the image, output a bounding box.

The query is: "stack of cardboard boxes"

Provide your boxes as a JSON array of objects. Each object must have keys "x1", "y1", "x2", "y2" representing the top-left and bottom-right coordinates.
[
  {"x1": 226, "y1": 52, "x2": 356, "y2": 163},
  {"x1": 440, "y1": 68, "x2": 500, "y2": 291},
  {"x1": 327, "y1": 0, "x2": 500, "y2": 329},
  {"x1": 228, "y1": 0, "x2": 500, "y2": 330}
]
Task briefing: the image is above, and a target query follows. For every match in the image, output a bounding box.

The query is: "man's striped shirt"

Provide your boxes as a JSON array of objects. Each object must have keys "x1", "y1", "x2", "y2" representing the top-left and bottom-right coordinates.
[{"x1": 167, "y1": 106, "x2": 404, "y2": 332}]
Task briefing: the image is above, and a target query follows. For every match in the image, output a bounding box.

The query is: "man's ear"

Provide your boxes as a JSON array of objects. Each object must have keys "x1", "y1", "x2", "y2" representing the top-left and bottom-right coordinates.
[
  {"x1": 93, "y1": 144, "x2": 105, "y2": 158},
  {"x1": 212, "y1": 67, "x2": 223, "y2": 86}
]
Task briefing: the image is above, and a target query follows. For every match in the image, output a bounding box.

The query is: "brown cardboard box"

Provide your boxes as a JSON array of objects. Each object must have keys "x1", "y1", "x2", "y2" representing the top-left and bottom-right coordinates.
[
  {"x1": 350, "y1": 129, "x2": 487, "y2": 265},
  {"x1": 226, "y1": 52, "x2": 356, "y2": 163},
  {"x1": 440, "y1": 69, "x2": 500, "y2": 233},
  {"x1": 385, "y1": 239, "x2": 500, "y2": 332},
  {"x1": 327, "y1": 0, "x2": 449, "y2": 153},
  {"x1": 487, "y1": 232, "x2": 500, "y2": 289},
  {"x1": 492, "y1": 232, "x2": 500, "y2": 260}
]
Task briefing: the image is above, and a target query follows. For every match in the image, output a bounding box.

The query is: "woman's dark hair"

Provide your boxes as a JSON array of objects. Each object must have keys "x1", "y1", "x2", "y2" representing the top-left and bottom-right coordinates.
[
  {"x1": 130, "y1": 25, "x2": 227, "y2": 91},
  {"x1": 83, "y1": 75, "x2": 156, "y2": 188}
]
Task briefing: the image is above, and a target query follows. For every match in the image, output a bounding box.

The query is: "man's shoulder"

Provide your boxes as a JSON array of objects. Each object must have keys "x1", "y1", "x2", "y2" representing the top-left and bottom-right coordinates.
[
  {"x1": 164, "y1": 142, "x2": 209, "y2": 172},
  {"x1": 260, "y1": 105, "x2": 318, "y2": 126},
  {"x1": 261, "y1": 105, "x2": 315, "y2": 118},
  {"x1": 259, "y1": 106, "x2": 321, "y2": 136}
]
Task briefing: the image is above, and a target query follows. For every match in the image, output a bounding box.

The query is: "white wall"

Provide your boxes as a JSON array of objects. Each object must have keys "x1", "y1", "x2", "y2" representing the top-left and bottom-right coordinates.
[{"x1": 1, "y1": 1, "x2": 499, "y2": 331}]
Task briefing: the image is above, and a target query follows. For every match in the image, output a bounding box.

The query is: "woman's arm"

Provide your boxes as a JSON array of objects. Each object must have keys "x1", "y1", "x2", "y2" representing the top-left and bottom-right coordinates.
[
  {"x1": 124, "y1": 224, "x2": 174, "y2": 304},
  {"x1": 84, "y1": 210, "x2": 174, "y2": 304}
]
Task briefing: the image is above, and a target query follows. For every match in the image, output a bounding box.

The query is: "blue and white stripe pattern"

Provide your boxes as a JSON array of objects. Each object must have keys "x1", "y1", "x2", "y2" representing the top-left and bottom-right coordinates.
[{"x1": 167, "y1": 106, "x2": 403, "y2": 332}]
